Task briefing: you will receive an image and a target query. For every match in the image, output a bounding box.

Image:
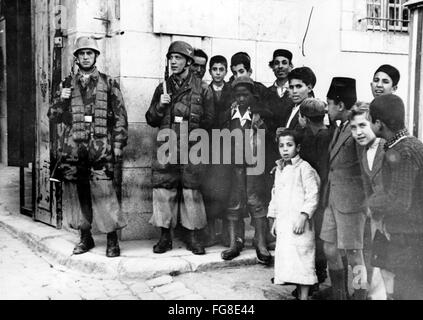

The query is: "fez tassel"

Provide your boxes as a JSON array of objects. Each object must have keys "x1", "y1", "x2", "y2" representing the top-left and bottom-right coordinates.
[{"x1": 168, "y1": 305, "x2": 203, "y2": 318}]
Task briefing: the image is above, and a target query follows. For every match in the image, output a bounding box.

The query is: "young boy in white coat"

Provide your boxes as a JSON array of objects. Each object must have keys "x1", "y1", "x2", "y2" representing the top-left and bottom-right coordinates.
[{"x1": 268, "y1": 129, "x2": 321, "y2": 300}]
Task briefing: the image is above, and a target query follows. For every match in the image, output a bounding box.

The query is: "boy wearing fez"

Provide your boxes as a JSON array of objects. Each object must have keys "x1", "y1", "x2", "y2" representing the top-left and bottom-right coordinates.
[
  {"x1": 220, "y1": 76, "x2": 272, "y2": 265},
  {"x1": 368, "y1": 94, "x2": 423, "y2": 300},
  {"x1": 320, "y1": 77, "x2": 368, "y2": 300}
]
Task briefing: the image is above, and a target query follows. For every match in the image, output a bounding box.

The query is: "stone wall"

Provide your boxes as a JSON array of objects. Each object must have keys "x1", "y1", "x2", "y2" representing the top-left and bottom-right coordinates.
[{"x1": 59, "y1": 0, "x2": 410, "y2": 240}]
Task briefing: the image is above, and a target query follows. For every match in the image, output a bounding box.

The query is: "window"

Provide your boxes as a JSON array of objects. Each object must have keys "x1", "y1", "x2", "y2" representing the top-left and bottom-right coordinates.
[{"x1": 365, "y1": 0, "x2": 409, "y2": 32}]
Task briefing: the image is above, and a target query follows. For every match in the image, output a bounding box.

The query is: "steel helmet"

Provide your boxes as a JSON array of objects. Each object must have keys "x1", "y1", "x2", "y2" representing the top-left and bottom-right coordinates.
[
  {"x1": 73, "y1": 36, "x2": 101, "y2": 57},
  {"x1": 167, "y1": 41, "x2": 194, "y2": 62}
]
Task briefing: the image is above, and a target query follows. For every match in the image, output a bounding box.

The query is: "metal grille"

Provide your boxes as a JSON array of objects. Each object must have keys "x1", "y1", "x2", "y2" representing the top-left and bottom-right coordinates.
[{"x1": 362, "y1": 0, "x2": 409, "y2": 32}]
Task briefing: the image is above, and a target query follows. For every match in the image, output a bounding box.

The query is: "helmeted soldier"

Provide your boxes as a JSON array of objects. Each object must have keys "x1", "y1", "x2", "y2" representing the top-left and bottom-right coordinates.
[
  {"x1": 48, "y1": 36, "x2": 128, "y2": 258},
  {"x1": 146, "y1": 41, "x2": 214, "y2": 255}
]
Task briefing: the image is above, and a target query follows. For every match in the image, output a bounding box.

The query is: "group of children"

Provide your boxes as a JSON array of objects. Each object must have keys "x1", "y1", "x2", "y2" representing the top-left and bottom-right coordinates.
[{"x1": 149, "y1": 42, "x2": 423, "y2": 300}]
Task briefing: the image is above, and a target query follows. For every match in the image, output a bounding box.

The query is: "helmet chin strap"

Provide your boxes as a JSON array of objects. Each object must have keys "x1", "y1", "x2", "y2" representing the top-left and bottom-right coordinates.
[{"x1": 173, "y1": 61, "x2": 191, "y2": 77}]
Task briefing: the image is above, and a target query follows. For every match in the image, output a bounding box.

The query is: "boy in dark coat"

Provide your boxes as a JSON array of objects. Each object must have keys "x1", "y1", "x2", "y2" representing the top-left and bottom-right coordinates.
[
  {"x1": 201, "y1": 55, "x2": 233, "y2": 247},
  {"x1": 267, "y1": 49, "x2": 295, "y2": 129},
  {"x1": 220, "y1": 76, "x2": 272, "y2": 265},
  {"x1": 369, "y1": 94, "x2": 423, "y2": 300},
  {"x1": 298, "y1": 98, "x2": 332, "y2": 288}
]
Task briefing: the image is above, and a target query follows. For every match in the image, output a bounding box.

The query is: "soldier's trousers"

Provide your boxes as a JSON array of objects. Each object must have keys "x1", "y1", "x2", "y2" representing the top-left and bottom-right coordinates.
[
  {"x1": 149, "y1": 188, "x2": 207, "y2": 231},
  {"x1": 66, "y1": 169, "x2": 127, "y2": 234}
]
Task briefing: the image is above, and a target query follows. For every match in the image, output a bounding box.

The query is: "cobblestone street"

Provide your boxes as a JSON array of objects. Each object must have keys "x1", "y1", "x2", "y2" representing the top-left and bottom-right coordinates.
[
  {"x1": 0, "y1": 227, "x2": 203, "y2": 300},
  {"x1": 0, "y1": 225, "x2": 300, "y2": 301}
]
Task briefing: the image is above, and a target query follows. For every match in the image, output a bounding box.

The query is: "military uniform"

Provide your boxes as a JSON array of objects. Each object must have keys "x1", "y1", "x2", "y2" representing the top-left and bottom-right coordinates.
[
  {"x1": 146, "y1": 41, "x2": 214, "y2": 255},
  {"x1": 51, "y1": 68, "x2": 128, "y2": 228},
  {"x1": 48, "y1": 37, "x2": 128, "y2": 257}
]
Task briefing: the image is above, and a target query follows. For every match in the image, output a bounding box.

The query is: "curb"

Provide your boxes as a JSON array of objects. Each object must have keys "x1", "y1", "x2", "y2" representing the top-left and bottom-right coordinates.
[{"x1": 0, "y1": 210, "x2": 265, "y2": 281}]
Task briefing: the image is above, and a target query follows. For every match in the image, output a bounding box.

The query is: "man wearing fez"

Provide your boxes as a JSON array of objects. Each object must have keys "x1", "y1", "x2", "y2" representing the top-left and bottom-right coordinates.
[
  {"x1": 48, "y1": 36, "x2": 128, "y2": 258},
  {"x1": 320, "y1": 78, "x2": 368, "y2": 300},
  {"x1": 267, "y1": 49, "x2": 295, "y2": 129}
]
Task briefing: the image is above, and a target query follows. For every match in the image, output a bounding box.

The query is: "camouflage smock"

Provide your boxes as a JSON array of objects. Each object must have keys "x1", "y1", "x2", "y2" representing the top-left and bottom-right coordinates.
[{"x1": 49, "y1": 68, "x2": 128, "y2": 181}]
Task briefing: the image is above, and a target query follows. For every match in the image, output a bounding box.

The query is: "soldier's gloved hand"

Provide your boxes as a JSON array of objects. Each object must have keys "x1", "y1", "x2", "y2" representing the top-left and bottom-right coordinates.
[
  {"x1": 114, "y1": 148, "x2": 123, "y2": 161},
  {"x1": 159, "y1": 94, "x2": 171, "y2": 111},
  {"x1": 61, "y1": 87, "x2": 73, "y2": 101}
]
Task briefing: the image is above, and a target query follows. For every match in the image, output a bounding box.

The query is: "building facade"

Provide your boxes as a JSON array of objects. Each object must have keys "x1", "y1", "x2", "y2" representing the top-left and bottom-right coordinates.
[{"x1": 0, "y1": 0, "x2": 411, "y2": 240}]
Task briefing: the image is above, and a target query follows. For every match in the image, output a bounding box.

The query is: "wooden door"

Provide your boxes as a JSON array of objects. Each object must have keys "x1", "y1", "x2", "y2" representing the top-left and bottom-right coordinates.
[{"x1": 34, "y1": 0, "x2": 63, "y2": 228}]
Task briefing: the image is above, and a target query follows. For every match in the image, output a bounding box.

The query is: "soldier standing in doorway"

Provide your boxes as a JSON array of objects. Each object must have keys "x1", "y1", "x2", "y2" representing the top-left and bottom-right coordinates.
[{"x1": 48, "y1": 36, "x2": 128, "y2": 258}]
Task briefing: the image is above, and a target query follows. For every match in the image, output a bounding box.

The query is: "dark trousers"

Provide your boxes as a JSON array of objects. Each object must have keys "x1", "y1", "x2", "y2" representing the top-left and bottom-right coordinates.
[{"x1": 226, "y1": 166, "x2": 267, "y2": 221}]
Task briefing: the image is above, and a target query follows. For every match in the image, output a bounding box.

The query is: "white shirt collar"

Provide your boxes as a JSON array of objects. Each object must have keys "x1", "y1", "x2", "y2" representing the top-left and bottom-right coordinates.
[
  {"x1": 368, "y1": 138, "x2": 380, "y2": 150},
  {"x1": 212, "y1": 83, "x2": 224, "y2": 92},
  {"x1": 232, "y1": 105, "x2": 252, "y2": 127},
  {"x1": 367, "y1": 138, "x2": 381, "y2": 171},
  {"x1": 286, "y1": 104, "x2": 301, "y2": 128},
  {"x1": 274, "y1": 81, "x2": 289, "y2": 98},
  {"x1": 276, "y1": 154, "x2": 301, "y2": 169},
  {"x1": 291, "y1": 154, "x2": 301, "y2": 165}
]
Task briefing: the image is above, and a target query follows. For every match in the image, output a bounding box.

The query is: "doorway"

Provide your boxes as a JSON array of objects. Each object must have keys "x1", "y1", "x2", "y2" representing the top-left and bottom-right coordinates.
[{"x1": 2, "y1": 0, "x2": 35, "y2": 217}]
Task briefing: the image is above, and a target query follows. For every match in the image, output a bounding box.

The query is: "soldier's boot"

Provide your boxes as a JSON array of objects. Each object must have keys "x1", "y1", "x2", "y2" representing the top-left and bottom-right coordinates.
[
  {"x1": 253, "y1": 218, "x2": 272, "y2": 266},
  {"x1": 106, "y1": 232, "x2": 120, "y2": 258},
  {"x1": 328, "y1": 269, "x2": 348, "y2": 300},
  {"x1": 73, "y1": 230, "x2": 95, "y2": 255},
  {"x1": 187, "y1": 230, "x2": 206, "y2": 255},
  {"x1": 153, "y1": 228, "x2": 172, "y2": 254},
  {"x1": 221, "y1": 220, "x2": 243, "y2": 261}
]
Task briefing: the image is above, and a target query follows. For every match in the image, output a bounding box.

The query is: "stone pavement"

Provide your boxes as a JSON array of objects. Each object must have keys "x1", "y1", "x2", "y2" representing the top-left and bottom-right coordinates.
[
  {"x1": 0, "y1": 166, "x2": 264, "y2": 283},
  {"x1": 0, "y1": 227, "x2": 205, "y2": 300}
]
